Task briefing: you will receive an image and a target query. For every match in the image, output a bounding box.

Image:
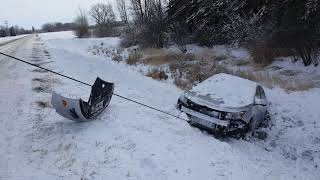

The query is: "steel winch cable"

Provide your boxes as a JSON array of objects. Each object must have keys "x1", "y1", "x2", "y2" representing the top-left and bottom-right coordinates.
[{"x1": 0, "y1": 51, "x2": 188, "y2": 122}]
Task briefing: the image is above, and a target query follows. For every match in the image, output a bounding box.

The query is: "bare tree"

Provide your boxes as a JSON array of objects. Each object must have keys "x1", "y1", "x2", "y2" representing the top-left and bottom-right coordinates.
[
  {"x1": 90, "y1": 3, "x2": 115, "y2": 25},
  {"x1": 90, "y1": 2, "x2": 116, "y2": 37},
  {"x1": 73, "y1": 8, "x2": 89, "y2": 38},
  {"x1": 130, "y1": 0, "x2": 145, "y2": 22},
  {"x1": 126, "y1": 0, "x2": 167, "y2": 47},
  {"x1": 117, "y1": 0, "x2": 129, "y2": 24}
]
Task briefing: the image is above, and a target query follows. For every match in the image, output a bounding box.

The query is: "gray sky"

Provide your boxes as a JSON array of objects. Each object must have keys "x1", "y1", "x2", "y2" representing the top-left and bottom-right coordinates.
[{"x1": 0, "y1": 0, "x2": 118, "y2": 29}]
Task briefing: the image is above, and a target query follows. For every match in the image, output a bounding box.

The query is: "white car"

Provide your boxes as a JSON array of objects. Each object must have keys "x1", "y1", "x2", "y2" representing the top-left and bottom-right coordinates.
[{"x1": 177, "y1": 73, "x2": 268, "y2": 135}]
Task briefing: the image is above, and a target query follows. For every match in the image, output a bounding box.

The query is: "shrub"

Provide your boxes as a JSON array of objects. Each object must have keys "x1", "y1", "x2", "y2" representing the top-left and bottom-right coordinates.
[
  {"x1": 290, "y1": 29, "x2": 319, "y2": 66},
  {"x1": 250, "y1": 44, "x2": 278, "y2": 66},
  {"x1": 251, "y1": 28, "x2": 319, "y2": 66},
  {"x1": 73, "y1": 8, "x2": 89, "y2": 38},
  {"x1": 112, "y1": 53, "x2": 123, "y2": 62},
  {"x1": 147, "y1": 68, "x2": 168, "y2": 80},
  {"x1": 169, "y1": 54, "x2": 215, "y2": 89},
  {"x1": 250, "y1": 39, "x2": 296, "y2": 66},
  {"x1": 127, "y1": 52, "x2": 143, "y2": 65},
  {"x1": 120, "y1": 25, "x2": 139, "y2": 48},
  {"x1": 141, "y1": 48, "x2": 185, "y2": 65}
]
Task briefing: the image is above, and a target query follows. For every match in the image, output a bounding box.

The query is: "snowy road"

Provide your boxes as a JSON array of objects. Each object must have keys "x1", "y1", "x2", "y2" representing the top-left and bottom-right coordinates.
[{"x1": 0, "y1": 32, "x2": 319, "y2": 180}]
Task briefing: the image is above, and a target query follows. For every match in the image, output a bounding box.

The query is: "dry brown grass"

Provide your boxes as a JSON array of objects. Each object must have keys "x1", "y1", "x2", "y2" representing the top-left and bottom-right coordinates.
[
  {"x1": 141, "y1": 48, "x2": 194, "y2": 66},
  {"x1": 130, "y1": 46, "x2": 226, "y2": 67},
  {"x1": 223, "y1": 69, "x2": 316, "y2": 91},
  {"x1": 170, "y1": 57, "x2": 317, "y2": 91},
  {"x1": 141, "y1": 48, "x2": 170, "y2": 64},
  {"x1": 169, "y1": 55, "x2": 229, "y2": 89},
  {"x1": 127, "y1": 52, "x2": 143, "y2": 65},
  {"x1": 127, "y1": 47, "x2": 316, "y2": 91},
  {"x1": 147, "y1": 68, "x2": 168, "y2": 80},
  {"x1": 143, "y1": 53, "x2": 180, "y2": 65},
  {"x1": 235, "y1": 60, "x2": 250, "y2": 66},
  {"x1": 279, "y1": 70, "x2": 301, "y2": 77}
]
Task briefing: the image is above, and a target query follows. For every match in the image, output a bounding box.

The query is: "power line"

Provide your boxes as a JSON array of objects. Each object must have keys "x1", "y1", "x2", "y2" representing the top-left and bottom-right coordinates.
[{"x1": 0, "y1": 51, "x2": 188, "y2": 122}]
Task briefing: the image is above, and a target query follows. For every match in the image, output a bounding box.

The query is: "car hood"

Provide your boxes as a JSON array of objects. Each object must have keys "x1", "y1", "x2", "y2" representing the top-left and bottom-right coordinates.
[{"x1": 184, "y1": 73, "x2": 258, "y2": 112}]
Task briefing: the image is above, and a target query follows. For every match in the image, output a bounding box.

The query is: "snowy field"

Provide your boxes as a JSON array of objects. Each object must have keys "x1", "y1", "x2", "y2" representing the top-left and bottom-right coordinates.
[{"x1": 0, "y1": 31, "x2": 319, "y2": 179}]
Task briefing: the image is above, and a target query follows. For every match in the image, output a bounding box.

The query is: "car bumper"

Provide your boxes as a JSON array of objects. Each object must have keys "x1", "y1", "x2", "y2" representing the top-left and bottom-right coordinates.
[{"x1": 181, "y1": 106, "x2": 229, "y2": 127}]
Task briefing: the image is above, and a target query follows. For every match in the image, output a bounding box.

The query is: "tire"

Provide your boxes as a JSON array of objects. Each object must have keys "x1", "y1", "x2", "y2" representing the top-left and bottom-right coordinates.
[
  {"x1": 244, "y1": 118, "x2": 255, "y2": 138},
  {"x1": 186, "y1": 114, "x2": 194, "y2": 124},
  {"x1": 260, "y1": 111, "x2": 271, "y2": 128}
]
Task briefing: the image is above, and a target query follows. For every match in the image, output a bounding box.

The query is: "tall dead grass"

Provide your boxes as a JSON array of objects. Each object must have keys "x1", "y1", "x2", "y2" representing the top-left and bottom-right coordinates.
[
  {"x1": 92, "y1": 44, "x2": 316, "y2": 91},
  {"x1": 169, "y1": 53, "x2": 316, "y2": 91},
  {"x1": 220, "y1": 68, "x2": 316, "y2": 91},
  {"x1": 169, "y1": 55, "x2": 229, "y2": 89},
  {"x1": 127, "y1": 52, "x2": 143, "y2": 65},
  {"x1": 140, "y1": 48, "x2": 316, "y2": 91},
  {"x1": 147, "y1": 68, "x2": 168, "y2": 80}
]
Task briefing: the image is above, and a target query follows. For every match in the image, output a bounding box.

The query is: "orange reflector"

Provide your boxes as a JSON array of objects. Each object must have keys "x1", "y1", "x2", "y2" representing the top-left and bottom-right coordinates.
[{"x1": 62, "y1": 100, "x2": 68, "y2": 107}]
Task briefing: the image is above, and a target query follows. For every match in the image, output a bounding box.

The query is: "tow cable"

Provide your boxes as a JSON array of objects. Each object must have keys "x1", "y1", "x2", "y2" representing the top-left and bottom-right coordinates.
[{"x1": 0, "y1": 51, "x2": 188, "y2": 122}]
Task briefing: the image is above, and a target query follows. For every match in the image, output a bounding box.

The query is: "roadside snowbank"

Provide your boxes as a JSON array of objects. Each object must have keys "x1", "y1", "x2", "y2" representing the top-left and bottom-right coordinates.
[
  {"x1": 39, "y1": 31, "x2": 75, "y2": 40},
  {"x1": 0, "y1": 34, "x2": 29, "y2": 44}
]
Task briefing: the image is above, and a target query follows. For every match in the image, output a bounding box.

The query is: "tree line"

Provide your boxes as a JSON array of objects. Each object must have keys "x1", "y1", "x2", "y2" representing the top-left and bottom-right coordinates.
[
  {"x1": 73, "y1": 1, "x2": 126, "y2": 38},
  {"x1": 0, "y1": 25, "x2": 33, "y2": 37},
  {"x1": 72, "y1": 0, "x2": 319, "y2": 66},
  {"x1": 41, "y1": 22, "x2": 76, "y2": 33},
  {"x1": 167, "y1": 0, "x2": 320, "y2": 66}
]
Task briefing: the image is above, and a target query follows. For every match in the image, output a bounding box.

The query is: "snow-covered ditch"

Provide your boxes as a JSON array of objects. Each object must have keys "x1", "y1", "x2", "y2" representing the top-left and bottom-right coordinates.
[{"x1": 0, "y1": 31, "x2": 319, "y2": 179}]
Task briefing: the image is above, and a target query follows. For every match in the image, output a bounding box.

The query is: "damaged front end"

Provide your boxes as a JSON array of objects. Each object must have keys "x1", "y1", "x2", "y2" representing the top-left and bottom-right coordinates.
[{"x1": 177, "y1": 94, "x2": 251, "y2": 134}]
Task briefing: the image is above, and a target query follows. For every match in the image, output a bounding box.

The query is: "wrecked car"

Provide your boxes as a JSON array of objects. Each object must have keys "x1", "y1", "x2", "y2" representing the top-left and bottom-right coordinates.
[{"x1": 177, "y1": 73, "x2": 269, "y2": 135}]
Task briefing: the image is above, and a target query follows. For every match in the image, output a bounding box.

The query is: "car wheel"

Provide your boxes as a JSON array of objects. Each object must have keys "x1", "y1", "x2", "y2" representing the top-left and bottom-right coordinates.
[
  {"x1": 245, "y1": 118, "x2": 256, "y2": 137},
  {"x1": 260, "y1": 111, "x2": 271, "y2": 128},
  {"x1": 186, "y1": 114, "x2": 195, "y2": 124}
]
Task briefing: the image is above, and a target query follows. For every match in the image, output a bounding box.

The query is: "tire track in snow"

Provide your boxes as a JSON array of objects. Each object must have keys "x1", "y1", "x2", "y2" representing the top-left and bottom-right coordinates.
[
  {"x1": 0, "y1": 35, "x2": 34, "y2": 180},
  {"x1": 25, "y1": 35, "x2": 72, "y2": 174}
]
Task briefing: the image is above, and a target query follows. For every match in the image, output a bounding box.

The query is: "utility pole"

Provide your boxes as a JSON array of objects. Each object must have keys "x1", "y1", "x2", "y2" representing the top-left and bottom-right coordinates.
[{"x1": 4, "y1": 20, "x2": 9, "y2": 36}]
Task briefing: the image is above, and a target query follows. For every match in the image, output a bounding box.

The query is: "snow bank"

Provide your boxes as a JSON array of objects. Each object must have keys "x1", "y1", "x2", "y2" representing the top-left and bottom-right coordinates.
[
  {"x1": 0, "y1": 34, "x2": 29, "y2": 44},
  {"x1": 39, "y1": 31, "x2": 76, "y2": 40},
  {"x1": 266, "y1": 87, "x2": 320, "y2": 169},
  {"x1": 46, "y1": 36, "x2": 121, "y2": 58},
  {"x1": 184, "y1": 44, "x2": 250, "y2": 60}
]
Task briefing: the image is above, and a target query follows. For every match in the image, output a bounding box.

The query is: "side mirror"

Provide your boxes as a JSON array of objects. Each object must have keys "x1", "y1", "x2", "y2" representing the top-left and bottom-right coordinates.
[{"x1": 254, "y1": 86, "x2": 267, "y2": 106}]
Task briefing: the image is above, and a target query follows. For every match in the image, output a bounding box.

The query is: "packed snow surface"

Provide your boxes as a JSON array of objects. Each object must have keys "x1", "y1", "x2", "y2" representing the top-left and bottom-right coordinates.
[
  {"x1": 185, "y1": 73, "x2": 257, "y2": 111},
  {"x1": 39, "y1": 31, "x2": 75, "y2": 40},
  {"x1": 0, "y1": 34, "x2": 29, "y2": 44},
  {"x1": 0, "y1": 31, "x2": 319, "y2": 180}
]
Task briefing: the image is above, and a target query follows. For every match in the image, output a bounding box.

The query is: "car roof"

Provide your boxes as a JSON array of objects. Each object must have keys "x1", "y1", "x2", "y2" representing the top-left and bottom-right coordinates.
[{"x1": 185, "y1": 73, "x2": 258, "y2": 111}]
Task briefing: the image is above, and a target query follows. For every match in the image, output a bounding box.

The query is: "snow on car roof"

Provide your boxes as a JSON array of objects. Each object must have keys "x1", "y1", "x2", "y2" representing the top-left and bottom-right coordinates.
[{"x1": 185, "y1": 73, "x2": 258, "y2": 111}]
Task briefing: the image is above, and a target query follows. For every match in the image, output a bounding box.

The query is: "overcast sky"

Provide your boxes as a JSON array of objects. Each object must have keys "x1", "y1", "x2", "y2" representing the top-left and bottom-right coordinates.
[{"x1": 0, "y1": 0, "x2": 119, "y2": 29}]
